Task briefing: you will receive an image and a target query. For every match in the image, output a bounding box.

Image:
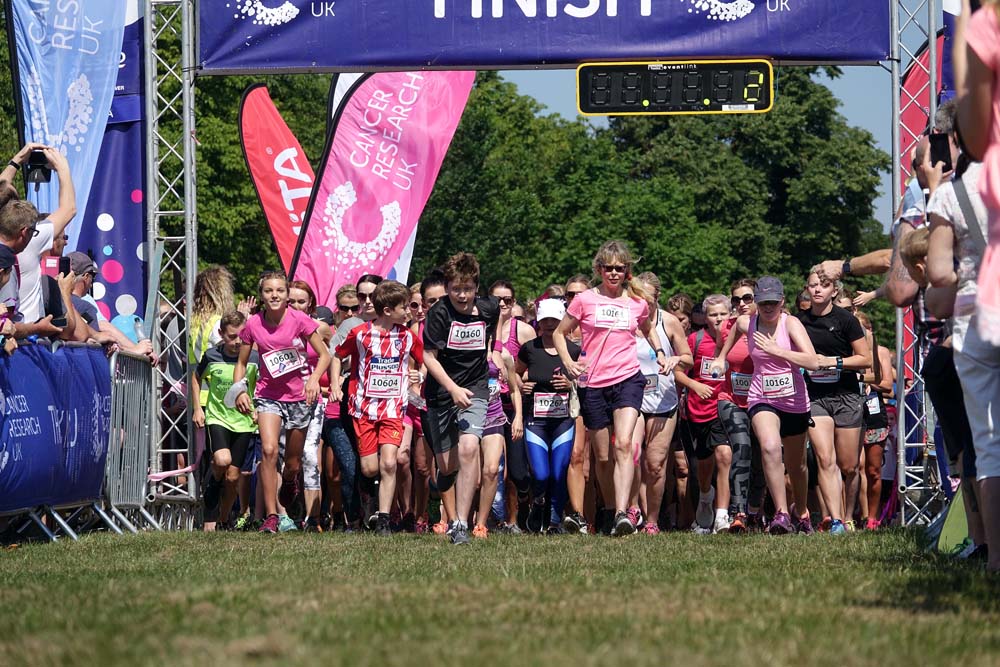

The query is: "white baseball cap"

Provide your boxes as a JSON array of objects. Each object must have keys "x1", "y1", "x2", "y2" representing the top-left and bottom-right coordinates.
[{"x1": 536, "y1": 298, "x2": 566, "y2": 322}]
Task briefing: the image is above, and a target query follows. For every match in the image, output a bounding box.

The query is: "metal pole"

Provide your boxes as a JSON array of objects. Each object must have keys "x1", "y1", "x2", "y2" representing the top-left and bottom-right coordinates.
[
  {"x1": 928, "y1": 0, "x2": 938, "y2": 127},
  {"x1": 891, "y1": 0, "x2": 908, "y2": 522},
  {"x1": 182, "y1": 0, "x2": 198, "y2": 502}
]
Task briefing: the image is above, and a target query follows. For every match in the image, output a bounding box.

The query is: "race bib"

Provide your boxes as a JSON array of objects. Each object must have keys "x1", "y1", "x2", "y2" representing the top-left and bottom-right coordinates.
[
  {"x1": 866, "y1": 394, "x2": 881, "y2": 415},
  {"x1": 731, "y1": 372, "x2": 752, "y2": 397},
  {"x1": 595, "y1": 304, "x2": 630, "y2": 330},
  {"x1": 366, "y1": 372, "x2": 403, "y2": 399},
  {"x1": 534, "y1": 392, "x2": 570, "y2": 418},
  {"x1": 762, "y1": 371, "x2": 794, "y2": 398},
  {"x1": 809, "y1": 368, "x2": 841, "y2": 384},
  {"x1": 700, "y1": 357, "x2": 725, "y2": 380},
  {"x1": 447, "y1": 321, "x2": 487, "y2": 350},
  {"x1": 488, "y1": 377, "x2": 501, "y2": 400},
  {"x1": 262, "y1": 347, "x2": 306, "y2": 378},
  {"x1": 644, "y1": 374, "x2": 659, "y2": 395}
]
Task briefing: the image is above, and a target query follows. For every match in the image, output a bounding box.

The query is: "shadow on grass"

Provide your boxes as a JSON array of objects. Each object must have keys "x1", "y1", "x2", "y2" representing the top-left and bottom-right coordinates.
[{"x1": 856, "y1": 528, "x2": 1000, "y2": 614}]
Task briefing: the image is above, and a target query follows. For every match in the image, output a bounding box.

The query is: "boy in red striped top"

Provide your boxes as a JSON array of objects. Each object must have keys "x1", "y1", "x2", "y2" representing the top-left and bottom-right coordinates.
[{"x1": 331, "y1": 280, "x2": 424, "y2": 535}]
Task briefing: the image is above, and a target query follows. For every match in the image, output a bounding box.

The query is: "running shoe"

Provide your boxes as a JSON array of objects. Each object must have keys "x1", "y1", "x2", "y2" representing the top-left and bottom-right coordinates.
[
  {"x1": 376, "y1": 513, "x2": 392, "y2": 536},
  {"x1": 499, "y1": 522, "x2": 524, "y2": 535},
  {"x1": 865, "y1": 518, "x2": 880, "y2": 531},
  {"x1": 626, "y1": 506, "x2": 643, "y2": 530},
  {"x1": 829, "y1": 519, "x2": 847, "y2": 535},
  {"x1": 612, "y1": 511, "x2": 635, "y2": 536},
  {"x1": 691, "y1": 525, "x2": 712, "y2": 535},
  {"x1": 526, "y1": 501, "x2": 547, "y2": 533},
  {"x1": 844, "y1": 520, "x2": 856, "y2": 532},
  {"x1": 796, "y1": 515, "x2": 815, "y2": 536},
  {"x1": 303, "y1": 517, "x2": 324, "y2": 533},
  {"x1": 562, "y1": 512, "x2": 589, "y2": 535},
  {"x1": 728, "y1": 513, "x2": 747, "y2": 534},
  {"x1": 696, "y1": 487, "x2": 715, "y2": 529},
  {"x1": 415, "y1": 519, "x2": 430, "y2": 534},
  {"x1": 547, "y1": 523, "x2": 567, "y2": 535},
  {"x1": 642, "y1": 522, "x2": 661, "y2": 535},
  {"x1": 278, "y1": 475, "x2": 300, "y2": 510},
  {"x1": 747, "y1": 512, "x2": 766, "y2": 533},
  {"x1": 401, "y1": 512, "x2": 416, "y2": 533},
  {"x1": 767, "y1": 511, "x2": 793, "y2": 535},
  {"x1": 712, "y1": 513, "x2": 731, "y2": 534},
  {"x1": 278, "y1": 514, "x2": 298, "y2": 532},
  {"x1": 818, "y1": 516, "x2": 833, "y2": 532},
  {"x1": 472, "y1": 524, "x2": 489, "y2": 539},
  {"x1": 432, "y1": 520, "x2": 449, "y2": 535},
  {"x1": 233, "y1": 515, "x2": 253, "y2": 532},
  {"x1": 446, "y1": 520, "x2": 458, "y2": 538},
  {"x1": 451, "y1": 524, "x2": 470, "y2": 545},
  {"x1": 259, "y1": 513, "x2": 280, "y2": 534},
  {"x1": 362, "y1": 495, "x2": 378, "y2": 531}
]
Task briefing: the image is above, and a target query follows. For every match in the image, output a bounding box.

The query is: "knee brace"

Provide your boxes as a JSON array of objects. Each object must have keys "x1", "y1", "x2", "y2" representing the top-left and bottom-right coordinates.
[{"x1": 436, "y1": 470, "x2": 458, "y2": 492}]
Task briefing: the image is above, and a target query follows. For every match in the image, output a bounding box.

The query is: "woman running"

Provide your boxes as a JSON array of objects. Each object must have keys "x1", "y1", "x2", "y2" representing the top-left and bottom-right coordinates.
[
  {"x1": 711, "y1": 277, "x2": 820, "y2": 535},
  {"x1": 800, "y1": 269, "x2": 871, "y2": 532},
  {"x1": 632, "y1": 272, "x2": 692, "y2": 534},
  {"x1": 233, "y1": 271, "x2": 330, "y2": 534},
  {"x1": 288, "y1": 280, "x2": 333, "y2": 531},
  {"x1": 554, "y1": 240, "x2": 671, "y2": 536}
]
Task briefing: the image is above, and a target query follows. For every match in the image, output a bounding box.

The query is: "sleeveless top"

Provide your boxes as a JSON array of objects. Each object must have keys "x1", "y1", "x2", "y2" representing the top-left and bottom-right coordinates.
[
  {"x1": 636, "y1": 309, "x2": 678, "y2": 414},
  {"x1": 499, "y1": 317, "x2": 521, "y2": 398},
  {"x1": 485, "y1": 357, "x2": 508, "y2": 429},
  {"x1": 747, "y1": 313, "x2": 810, "y2": 414}
]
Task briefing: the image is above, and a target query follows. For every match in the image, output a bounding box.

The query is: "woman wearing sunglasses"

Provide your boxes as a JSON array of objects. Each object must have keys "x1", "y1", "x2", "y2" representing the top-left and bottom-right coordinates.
[
  {"x1": 711, "y1": 277, "x2": 821, "y2": 535},
  {"x1": 490, "y1": 280, "x2": 536, "y2": 531},
  {"x1": 554, "y1": 240, "x2": 672, "y2": 536}
]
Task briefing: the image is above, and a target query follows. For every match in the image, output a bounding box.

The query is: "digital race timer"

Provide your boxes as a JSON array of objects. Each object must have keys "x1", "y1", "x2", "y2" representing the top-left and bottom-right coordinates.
[{"x1": 577, "y1": 59, "x2": 774, "y2": 117}]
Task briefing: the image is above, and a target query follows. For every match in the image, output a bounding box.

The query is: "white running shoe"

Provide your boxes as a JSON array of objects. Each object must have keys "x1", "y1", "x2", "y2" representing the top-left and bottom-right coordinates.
[{"x1": 712, "y1": 512, "x2": 731, "y2": 534}]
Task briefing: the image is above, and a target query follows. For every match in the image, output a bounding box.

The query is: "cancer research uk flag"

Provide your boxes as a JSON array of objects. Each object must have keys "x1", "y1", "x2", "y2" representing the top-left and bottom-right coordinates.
[{"x1": 9, "y1": 0, "x2": 126, "y2": 252}]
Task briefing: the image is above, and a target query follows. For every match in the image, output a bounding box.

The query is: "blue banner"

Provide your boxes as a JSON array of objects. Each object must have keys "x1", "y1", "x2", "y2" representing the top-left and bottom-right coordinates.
[
  {"x1": 9, "y1": 0, "x2": 127, "y2": 252},
  {"x1": 199, "y1": 0, "x2": 891, "y2": 74},
  {"x1": 75, "y1": 9, "x2": 147, "y2": 323},
  {"x1": 0, "y1": 345, "x2": 112, "y2": 513}
]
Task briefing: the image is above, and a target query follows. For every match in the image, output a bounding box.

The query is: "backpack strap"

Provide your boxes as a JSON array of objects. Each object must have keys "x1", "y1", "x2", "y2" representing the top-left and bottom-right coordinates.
[{"x1": 953, "y1": 175, "x2": 988, "y2": 255}]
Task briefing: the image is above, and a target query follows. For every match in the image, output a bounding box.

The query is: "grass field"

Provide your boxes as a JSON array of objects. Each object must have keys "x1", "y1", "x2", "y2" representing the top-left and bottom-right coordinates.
[{"x1": 1, "y1": 529, "x2": 999, "y2": 667}]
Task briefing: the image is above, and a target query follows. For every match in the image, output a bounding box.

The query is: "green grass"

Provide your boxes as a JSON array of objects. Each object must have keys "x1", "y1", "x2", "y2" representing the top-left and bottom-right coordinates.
[{"x1": 1, "y1": 530, "x2": 999, "y2": 667}]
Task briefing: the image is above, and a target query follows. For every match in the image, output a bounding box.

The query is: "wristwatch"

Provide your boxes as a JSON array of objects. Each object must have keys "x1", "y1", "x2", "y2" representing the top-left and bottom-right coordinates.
[
  {"x1": 654, "y1": 348, "x2": 665, "y2": 357},
  {"x1": 7, "y1": 160, "x2": 19, "y2": 170},
  {"x1": 841, "y1": 259, "x2": 852, "y2": 277}
]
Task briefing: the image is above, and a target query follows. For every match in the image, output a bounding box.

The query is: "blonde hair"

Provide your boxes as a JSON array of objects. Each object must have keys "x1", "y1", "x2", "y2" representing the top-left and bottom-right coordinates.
[
  {"x1": 592, "y1": 240, "x2": 648, "y2": 301},
  {"x1": 192, "y1": 266, "x2": 235, "y2": 325},
  {"x1": 808, "y1": 264, "x2": 844, "y2": 293},
  {"x1": 702, "y1": 294, "x2": 730, "y2": 313},
  {"x1": 899, "y1": 227, "x2": 930, "y2": 268}
]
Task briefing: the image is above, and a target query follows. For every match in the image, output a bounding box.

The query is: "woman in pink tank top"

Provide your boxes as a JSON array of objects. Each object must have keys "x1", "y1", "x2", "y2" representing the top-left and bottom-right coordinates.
[{"x1": 711, "y1": 277, "x2": 823, "y2": 535}]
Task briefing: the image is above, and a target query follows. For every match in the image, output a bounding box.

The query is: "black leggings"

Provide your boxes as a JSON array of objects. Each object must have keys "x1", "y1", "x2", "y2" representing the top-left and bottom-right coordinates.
[
  {"x1": 206, "y1": 424, "x2": 253, "y2": 468},
  {"x1": 717, "y1": 400, "x2": 765, "y2": 514},
  {"x1": 503, "y1": 402, "x2": 531, "y2": 496}
]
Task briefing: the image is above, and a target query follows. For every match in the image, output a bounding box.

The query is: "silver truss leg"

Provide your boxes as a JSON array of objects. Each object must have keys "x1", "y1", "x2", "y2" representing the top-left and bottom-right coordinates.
[
  {"x1": 90, "y1": 502, "x2": 124, "y2": 535},
  {"x1": 26, "y1": 509, "x2": 58, "y2": 543},
  {"x1": 44, "y1": 507, "x2": 79, "y2": 542},
  {"x1": 109, "y1": 506, "x2": 140, "y2": 534}
]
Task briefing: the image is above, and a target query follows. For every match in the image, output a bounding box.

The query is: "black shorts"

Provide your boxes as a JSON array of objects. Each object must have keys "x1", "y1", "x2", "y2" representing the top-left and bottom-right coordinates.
[
  {"x1": 643, "y1": 405, "x2": 679, "y2": 420},
  {"x1": 748, "y1": 404, "x2": 812, "y2": 438},
  {"x1": 580, "y1": 372, "x2": 645, "y2": 431},
  {"x1": 206, "y1": 424, "x2": 253, "y2": 468},
  {"x1": 685, "y1": 418, "x2": 729, "y2": 460}
]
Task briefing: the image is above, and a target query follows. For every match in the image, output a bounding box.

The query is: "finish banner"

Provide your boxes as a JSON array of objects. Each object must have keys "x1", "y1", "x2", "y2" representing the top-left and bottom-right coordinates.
[
  {"x1": 199, "y1": 1, "x2": 891, "y2": 74},
  {"x1": 290, "y1": 71, "x2": 475, "y2": 307},
  {"x1": 239, "y1": 84, "x2": 316, "y2": 273},
  {"x1": 0, "y1": 345, "x2": 112, "y2": 514},
  {"x1": 7, "y1": 0, "x2": 127, "y2": 252}
]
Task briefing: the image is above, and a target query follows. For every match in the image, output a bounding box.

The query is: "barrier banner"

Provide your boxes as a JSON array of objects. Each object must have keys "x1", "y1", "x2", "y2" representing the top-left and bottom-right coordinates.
[
  {"x1": 6, "y1": 0, "x2": 128, "y2": 252},
  {"x1": 75, "y1": 4, "x2": 147, "y2": 323},
  {"x1": 239, "y1": 84, "x2": 316, "y2": 273},
  {"x1": 290, "y1": 71, "x2": 475, "y2": 306},
  {"x1": 199, "y1": 1, "x2": 891, "y2": 74},
  {"x1": 0, "y1": 345, "x2": 112, "y2": 513}
]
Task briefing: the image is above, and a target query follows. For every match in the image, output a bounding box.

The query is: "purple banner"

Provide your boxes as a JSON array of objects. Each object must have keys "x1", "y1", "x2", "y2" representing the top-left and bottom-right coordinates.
[{"x1": 199, "y1": 1, "x2": 891, "y2": 74}]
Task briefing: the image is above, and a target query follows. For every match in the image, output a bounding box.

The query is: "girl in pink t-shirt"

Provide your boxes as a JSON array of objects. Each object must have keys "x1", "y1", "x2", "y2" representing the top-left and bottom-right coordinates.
[
  {"x1": 553, "y1": 240, "x2": 672, "y2": 536},
  {"x1": 233, "y1": 271, "x2": 330, "y2": 534}
]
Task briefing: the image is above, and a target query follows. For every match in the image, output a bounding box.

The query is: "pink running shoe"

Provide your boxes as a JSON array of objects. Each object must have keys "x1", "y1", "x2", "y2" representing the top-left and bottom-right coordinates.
[
  {"x1": 626, "y1": 506, "x2": 643, "y2": 529},
  {"x1": 865, "y1": 518, "x2": 880, "y2": 531},
  {"x1": 642, "y1": 522, "x2": 660, "y2": 535},
  {"x1": 415, "y1": 519, "x2": 430, "y2": 534}
]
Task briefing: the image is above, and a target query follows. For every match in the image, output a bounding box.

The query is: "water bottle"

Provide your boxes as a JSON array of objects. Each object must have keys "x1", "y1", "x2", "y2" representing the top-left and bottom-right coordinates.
[
  {"x1": 577, "y1": 350, "x2": 588, "y2": 389},
  {"x1": 133, "y1": 317, "x2": 149, "y2": 342}
]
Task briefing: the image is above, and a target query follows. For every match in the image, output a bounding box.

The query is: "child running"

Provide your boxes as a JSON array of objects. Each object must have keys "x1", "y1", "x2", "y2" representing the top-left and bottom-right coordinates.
[
  {"x1": 232, "y1": 271, "x2": 330, "y2": 534},
  {"x1": 331, "y1": 280, "x2": 424, "y2": 536},
  {"x1": 421, "y1": 252, "x2": 501, "y2": 545},
  {"x1": 192, "y1": 310, "x2": 259, "y2": 530}
]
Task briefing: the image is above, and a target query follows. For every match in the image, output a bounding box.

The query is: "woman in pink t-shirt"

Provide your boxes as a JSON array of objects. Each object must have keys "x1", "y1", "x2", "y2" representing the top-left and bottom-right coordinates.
[
  {"x1": 554, "y1": 240, "x2": 672, "y2": 537},
  {"x1": 711, "y1": 277, "x2": 820, "y2": 535},
  {"x1": 233, "y1": 272, "x2": 330, "y2": 534},
  {"x1": 956, "y1": 0, "x2": 1000, "y2": 573}
]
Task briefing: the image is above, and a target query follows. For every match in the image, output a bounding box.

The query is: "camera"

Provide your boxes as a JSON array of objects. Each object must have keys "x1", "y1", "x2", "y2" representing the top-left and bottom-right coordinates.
[{"x1": 25, "y1": 149, "x2": 51, "y2": 184}]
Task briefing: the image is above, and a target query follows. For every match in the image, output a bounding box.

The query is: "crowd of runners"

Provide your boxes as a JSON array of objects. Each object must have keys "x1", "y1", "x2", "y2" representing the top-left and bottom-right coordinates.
[{"x1": 190, "y1": 241, "x2": 905, "y2": 544}]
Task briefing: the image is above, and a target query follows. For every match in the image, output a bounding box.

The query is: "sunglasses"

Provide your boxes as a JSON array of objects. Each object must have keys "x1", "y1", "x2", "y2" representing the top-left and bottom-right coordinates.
[
  {"x1": 28, "y1": 225, "x2": 39, "y2": 238},
  {"x1": 731, "y1": 294, "x2": 754, "y2": 306},
  {"x1": 602, "y1": 264, "x2": 627, "y2": 274},
  {"x1": 566, "y1": 291, "x2": 583, "y2": 300},
  {"x1": 497, "y1": 296, "x2": 515, "y2": 306},
  {"x1": 338, "y1": 304, "x2": 361, "y2": 313},
  {"x1": 357, "y1": 292, "x2": 373, "y2": 303},
  {"x1": 409, "y1": 301, "x2": 422, "y2": 309}
]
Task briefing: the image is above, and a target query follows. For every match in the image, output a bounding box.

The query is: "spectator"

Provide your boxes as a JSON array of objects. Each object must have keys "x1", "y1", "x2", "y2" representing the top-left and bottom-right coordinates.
[
  {"x1": 0, "y1": 199, "x2": 63, "y2": 340},
  {"x1": 0, "y1": 244, "x2": 18, "y2": 354},
  {"x1": 67, "y1": 251, "x2": 152, "y2": 359}
]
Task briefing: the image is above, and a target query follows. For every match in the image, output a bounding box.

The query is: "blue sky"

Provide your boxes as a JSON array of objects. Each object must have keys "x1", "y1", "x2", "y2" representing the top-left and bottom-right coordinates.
[{"x1": 503, "y1": 65, "x2": 894, "y2": 231}]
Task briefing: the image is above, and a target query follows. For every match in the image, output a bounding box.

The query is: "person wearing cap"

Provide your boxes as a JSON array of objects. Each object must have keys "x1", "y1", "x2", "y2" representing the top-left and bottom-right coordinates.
[
  {"x1": 516, "y1": 298, "x2": 581, "y2": 532},
  {"x1": 711, "y1": 276, "x2": 822, "y2": 535},
  {"x1": 799, "y1": 267, "x2": 872, "y2": 534}
]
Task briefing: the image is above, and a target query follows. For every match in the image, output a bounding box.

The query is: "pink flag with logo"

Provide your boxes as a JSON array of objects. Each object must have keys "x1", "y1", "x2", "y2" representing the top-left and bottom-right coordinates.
[{"x1": 290, "y1": 71, "x2": 475, "y2": 307}]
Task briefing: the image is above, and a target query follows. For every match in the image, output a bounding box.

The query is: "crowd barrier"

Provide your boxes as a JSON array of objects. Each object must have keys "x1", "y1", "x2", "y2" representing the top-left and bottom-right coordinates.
[{"x1": 0, "y1": 342, "x2": 159, "y2": 541}]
